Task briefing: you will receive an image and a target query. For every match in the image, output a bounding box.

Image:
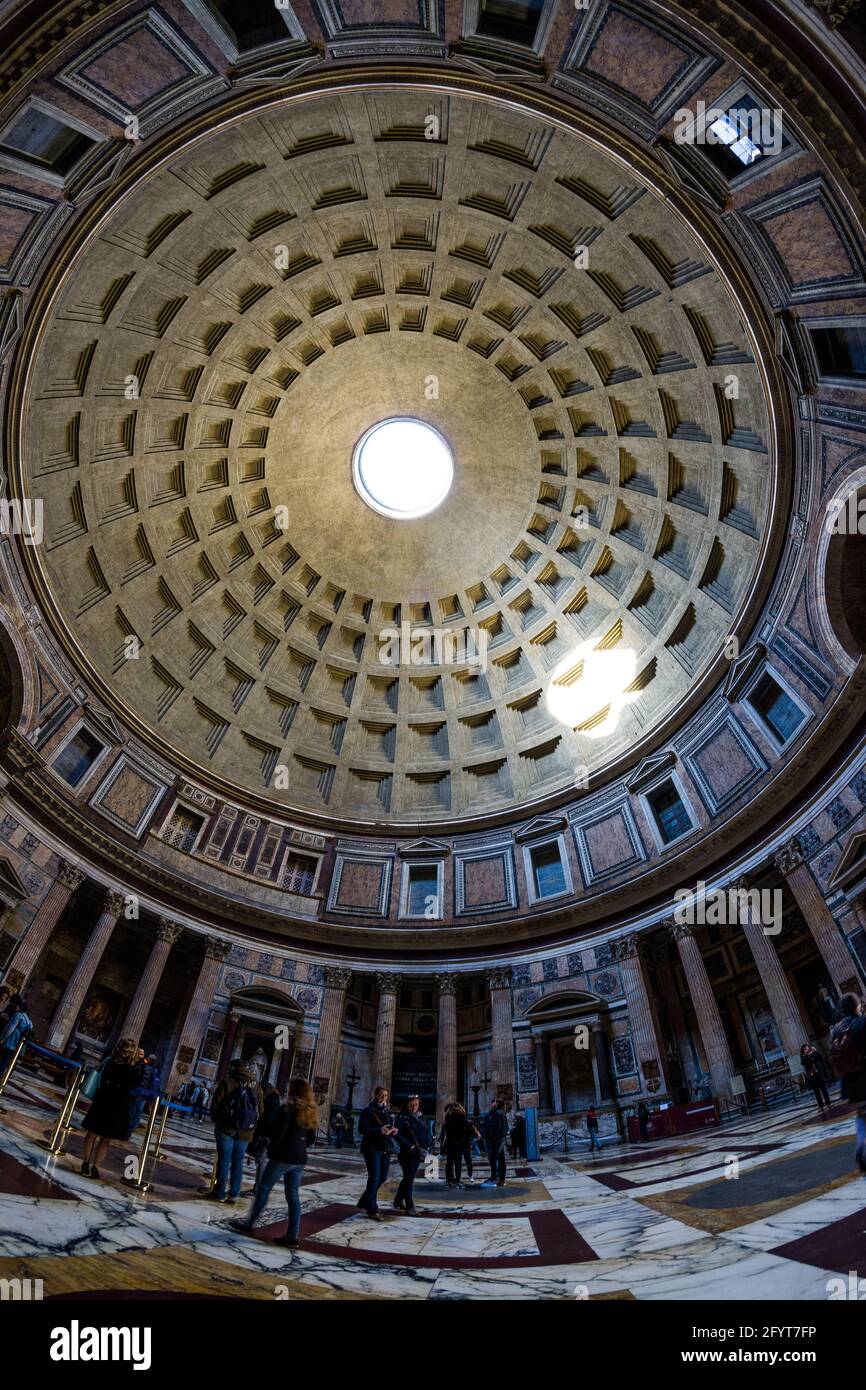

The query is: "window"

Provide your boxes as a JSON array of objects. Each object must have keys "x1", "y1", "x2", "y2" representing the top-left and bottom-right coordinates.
[
  {"x1": 52, "y1": 729, "x2": 104, "y2": 788},
  {"x1": 809, "y1": 323, "x2": 866, "y2": 385},
  {"x1": 282, "y1": 852, "x2": 318, "y2": 895},
  {"x1": 163, "y1": 806, "x2": 205, "y2": 853},
  {"x1": 476, "y1": 0, "x2": 545, "y2": 45},
  {"x1": 0, "y1": 101, "x2": 98, "y2": 182},
  {"x1": 529, "y1": 841, "x2": 567, "y2": 899},
  {"x1": 678, "y1": 84, "x2": 794, "y2": 188},
  {"x1": 647, "y1": 782, "x2": 694, "y2": 845},
  {"x1": 747, "y1": 673, "x2": 805, "y2": 745},
  {"x1": 404, "y1": 863, "x2": 439, "y2": 918}
]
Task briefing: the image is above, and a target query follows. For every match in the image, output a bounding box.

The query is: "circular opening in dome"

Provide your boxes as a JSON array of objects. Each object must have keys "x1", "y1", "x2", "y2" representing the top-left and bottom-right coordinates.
[{"x1": 352, "y1": 417, "x2": 454, "y2": 519}]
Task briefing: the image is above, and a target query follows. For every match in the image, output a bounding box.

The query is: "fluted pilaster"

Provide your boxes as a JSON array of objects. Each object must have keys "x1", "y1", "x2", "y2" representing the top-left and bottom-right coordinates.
[
  {"x1": 6, "y1": 860, "x2": 85, "y2": 987},
  {"x1": 435, "y1": 973, "x2": 457, "y2": 1123},
  {"x1": 166, "y1": 937, "x2": 230, "y2": 1091},
  {"x1": 371, "y1": 972, "x2": 401, "y2": 1095},
  {"x1": 487, "y1": 966, "x2": 515, "y2": 1105},
  {"x1": 47, "y1": 889, "x2": 125, "y2": 1051},
  {"x1": 311, "y1": 966, "x2": 351, "y2": 1120},
  {"x1": 669, "y1": 921, "x2": 735, "y2": 1097},
  {"x1": 119, "y1": 918, "x2": 182, "y2": 1044},
  {"x1": 774, "y1": 840, "x2": 862, "y2": 991}
]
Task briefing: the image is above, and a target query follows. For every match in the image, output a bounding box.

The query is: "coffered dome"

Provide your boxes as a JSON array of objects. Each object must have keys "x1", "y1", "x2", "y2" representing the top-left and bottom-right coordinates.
[{"x1": 18, "y1": 87, "x2": 776, "y2": 827}]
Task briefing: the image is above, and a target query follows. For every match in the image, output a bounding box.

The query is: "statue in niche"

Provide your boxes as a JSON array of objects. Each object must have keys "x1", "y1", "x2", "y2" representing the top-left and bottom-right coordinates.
[{"x1": 247, "y1": 1046, "x2": 268, "y2": 1083}]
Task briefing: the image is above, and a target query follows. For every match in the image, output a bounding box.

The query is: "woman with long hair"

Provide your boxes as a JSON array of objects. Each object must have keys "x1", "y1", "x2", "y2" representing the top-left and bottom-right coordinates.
[
  {"x1": 232, "y1": 1078, "x2": 319, "y2": 1248},
  {"x1": 442, "y1": 1101, "x2": 473, "y2": 1189},
  {"x1": 80, "y1": 1036, "x2": 141, "y2": 1180}
]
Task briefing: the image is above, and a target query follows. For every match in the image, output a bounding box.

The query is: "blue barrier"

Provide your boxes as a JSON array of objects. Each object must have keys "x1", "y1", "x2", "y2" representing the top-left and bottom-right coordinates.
[
  {"x1": 524, "y1": 1105, "x2": 539, "y2": 1161},
  {"x1": 24, "y1": 1042, "x2": 83, "y2": 1070}
]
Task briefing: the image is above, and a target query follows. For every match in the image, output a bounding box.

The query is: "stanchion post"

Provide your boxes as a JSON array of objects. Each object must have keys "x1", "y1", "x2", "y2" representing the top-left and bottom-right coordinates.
[
  {"x1": 42, "y1": 1066, "x2": 84, "y2": 1155},
  {"x1": 129, "y1": 1097, "x2": 162, "y2": 1193},
  {"x1": 0, "y1": 1037, "x2": 28, "y2": 1113}
]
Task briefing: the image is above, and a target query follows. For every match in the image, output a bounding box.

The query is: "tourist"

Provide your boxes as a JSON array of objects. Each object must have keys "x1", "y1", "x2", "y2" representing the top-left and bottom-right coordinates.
[
  {"x1": 815, "y1": 985, "x2": 840, "y2": 1030},
  {"x1": 208, "y1": 1059, "x2": 264, "y2": 1204},
  {"x1": 800, "y1": 1042, "x2": 832, "y2": 1112},
  {"x1": 128, "y1": 1053, "x2": 161, "y2": 1131},
  {"x1": 511, "y1": 1111, "x2": 527, "y2": 1159},
  {"x1": 481, "y1": 1098, "x2": 508, "y2": 1188},
  {"x1": 356, "y1": 1086, "x2": 397, "y2": 1220},
  {"x1": 192, "y1": 1081, "x2": 210, "y2": 1122},
  {"x1": 331, "y1": 1109, "x2": 347, "y2": 1148},
  {"x1": 246, "y1": 1082, "x2": 283, "y2": 1193},
  {"x1": 830, "y1": 993, "x2": 866, "y2": 1172},
  {"x1": 586, "y1": 1105, "x2": 602, "y2": 1151},
  {"x1": 80, "y1": 1036, "x2": 141, "y2": 1180},
  {"x1": 442, "y1": 1101, "x2": 473, "y2": 1188},
  {"x1": 232, "y1": 1079, "x2": 319, "y2": 1248},
  {"x1": 461, "y1": 1112, "x2": 481, "y2": 1184},
  {"x1": 393, "y1": 1094, "x2": 428, "y2": 1214},
  {"x1": 0, "y1": 994, "x2": 32, "y2": 1078},
  {"x1": 637, "y1": 1100, "x2": 651, "y2": 1141}
]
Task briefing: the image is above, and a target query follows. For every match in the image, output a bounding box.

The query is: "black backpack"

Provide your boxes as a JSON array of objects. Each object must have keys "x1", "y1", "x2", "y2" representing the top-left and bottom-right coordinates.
[{"x1": 225, "y1": 1082, "x2": 259, "y2": 1132}]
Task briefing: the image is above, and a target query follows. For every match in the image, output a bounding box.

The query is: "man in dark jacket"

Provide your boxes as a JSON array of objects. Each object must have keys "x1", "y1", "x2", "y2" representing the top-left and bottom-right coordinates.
[
  {"x1": 356, "y1": 1086, "x2": 397, "y2": 1220},
  {"x1": 393, "y1": 1095, "x2": 428, "y2": 1214},
  {"x1": 482, "y1": 1098, "x2": 509, "y2": 1188},
  {"x1": 129, "y1": 1055, "x2": 161, "y2": 1131},
  {"x1": 208, "y1": 1060, "x2": 264, "y2": 1204},
  {"x1": 831, "y1": 993, "x2": 866, "y2": 1172}
]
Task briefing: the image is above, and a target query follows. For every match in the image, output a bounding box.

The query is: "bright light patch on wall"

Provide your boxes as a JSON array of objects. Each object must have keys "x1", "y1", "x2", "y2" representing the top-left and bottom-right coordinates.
[
  {"x1": 708, "y1": 113, "x2": 762, "y2": 166},
  {"x1": 546, "y1": 642, "x2": 638, "y2": 737},
  {"x1": 352, "y1": 417, "x2": 454, "y2": 519}
]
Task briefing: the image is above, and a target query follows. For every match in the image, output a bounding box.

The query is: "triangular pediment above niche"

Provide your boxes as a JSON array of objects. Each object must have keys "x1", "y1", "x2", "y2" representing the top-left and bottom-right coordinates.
[
  {"x1": 36, "y1": 662, "x2": 62, "y2": 714},
  {"x1": 724, "y1": 642, "x2": 766, "y2": 702},
  {"x1": 84, "y1": 703, "x2": 123, "y2": 745},
  {"x1": 0, "y1": 856, "x2": 27, "y2": 905},
  {"x1": 514, "y1": 814, "x2": 568, "y2": 843},
  {"x1": 828, "y1": 831, "x2": 866, "y2": 890},
  {"x1": 398, "y1": 837, "x2": 450, "y2": 858},
  {"x1": 625, "y1": 750, "x2": 676, "y2": 794}
]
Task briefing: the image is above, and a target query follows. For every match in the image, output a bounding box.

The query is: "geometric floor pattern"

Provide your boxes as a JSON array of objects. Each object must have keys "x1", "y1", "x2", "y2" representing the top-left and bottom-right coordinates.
[{"x1": 1, "y1": 1072, "x2": 864, "y2": 1300}]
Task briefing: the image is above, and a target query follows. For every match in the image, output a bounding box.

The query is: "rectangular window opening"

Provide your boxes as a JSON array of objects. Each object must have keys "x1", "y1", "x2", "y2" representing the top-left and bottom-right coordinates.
[
  {"x1": 647, "y1": 782, "x2": 693, "y2": 845},
  {"x1": 52, "y1": 729, "x2": 104, "y2": 788},
  {"x1": 530, "y1": 840, "x2": 567, "y2": 898}
]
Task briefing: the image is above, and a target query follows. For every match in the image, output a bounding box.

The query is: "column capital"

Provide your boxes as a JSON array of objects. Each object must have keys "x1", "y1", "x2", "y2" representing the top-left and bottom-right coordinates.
[
  {"x1": 157, "y1": 918, "x2": 183, "y2": 944},
  {"x1": 204, "y1": 936, "x2": 231, "y2": 962},
  {"x1": 56, "y1": 860, "x2": 85, "y2": 891},
  {"x1": 436, "y1": 973, "x2": 457, "y2": 997},
  {"x1": 610, "y1": 932, "x2": 645, "y2": 962},
  {"x1": 376, "y1": 971, "x2": 401, "y2": 995},
  {"x1": 668, "y1": 920, "x2": 696, "y2": 943},
  {"x1": 487, "y1": 966, "x2": 512, "y2": 991},
  {"x1": 774, "y1": 838, "x2": 803, "y2": 875},
  {"x1": 104, "y1": 889, "x2": 125, "y2": 918},
  {"x1": 324, "y1": 965, "x2": 352, "y2": 990}
]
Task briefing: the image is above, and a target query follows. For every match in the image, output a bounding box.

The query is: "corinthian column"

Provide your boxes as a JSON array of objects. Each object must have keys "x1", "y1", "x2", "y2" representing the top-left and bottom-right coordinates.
[
  {"x1": 372, "y1": 972, "x2": 401, "y2": 1095},
  {"x1": 487, "y1": 967, "x2": 515, "y2": 1105},
  {"x1": 47, "y1": 889, "x2": 125, "y2": 1051},
  {"x1": 166, "y1": 937, "x2": 230, "y2": 1092},
  {"x1": 6, "y1": 860, "x2": 85, "y2": 987},
  {"x1": 775, "y1": 840, "x2": 862, "y2": 992},
  {"x1": 311, "y1": 966, "x2": 351, "y2": 1121},
  {"x1": 611, "y1": 933, "x2": 670, "y2": 1096},
  {"x1": 669, "y1": 922, "x2": 735, "y2": 1098},
  {"x1": 119, "y1": 918, "x2": 182, "y2": 1043},
  {"x1": 731, "y1": 877, "x2": 810, "y2": 1061},
  {"x1": 436, "y1": 973, "x2": 457, "y2": 1124}
]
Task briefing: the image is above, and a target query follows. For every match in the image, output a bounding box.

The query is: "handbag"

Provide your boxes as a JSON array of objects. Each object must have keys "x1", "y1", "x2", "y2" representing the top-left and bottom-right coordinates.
[{"x1": 80, "y1": 1066, "x2": 101, "y2": 1101}]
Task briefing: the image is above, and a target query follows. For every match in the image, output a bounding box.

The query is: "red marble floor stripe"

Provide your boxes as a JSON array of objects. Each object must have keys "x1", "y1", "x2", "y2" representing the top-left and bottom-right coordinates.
[
  {"x1": 771, "y1": 1206, "x2": 866, "y2": 1278},
  {"x1": 244, "y1": 1201, "x2": 598, "y2": 1269},
  {"x1": 0, "y1": 1149, "x2": 79, "y2": 1200}
]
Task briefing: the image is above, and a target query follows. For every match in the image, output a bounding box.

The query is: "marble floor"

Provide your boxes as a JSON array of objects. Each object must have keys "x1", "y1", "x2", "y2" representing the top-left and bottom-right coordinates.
[{"x1": 0, "y1": 1070, "x2": 864, "y2": 1301}]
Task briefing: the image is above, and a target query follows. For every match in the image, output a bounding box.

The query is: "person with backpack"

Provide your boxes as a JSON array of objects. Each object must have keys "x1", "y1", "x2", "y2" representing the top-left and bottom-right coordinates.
[
  {"x1": 232, "y1": 1079, "x2": 319, "y2": 1248},
  {"x1": 830, "y1": 992, "x2": 866, "y2": 1173},
  {"x1": 208, "y1": 1059, "x2": 264, "y2": 1204},
  {"x1": 393, "y1": 1095, "x2": 428, "y2": 1214},
  {"x1": 128, "y1": 1053, "x2": 161, "y2": 1131},
  {"x1": 481, "y1": 1098, "x2": 509, "y2": 1188},
  {"x1": 356, "y1": 1086, "x2": 398, "y2": 1220},
  {"x1": 800, "y1": 1043, "x2": 832, "y2": 1113},
  {"x1": 0, "y1": 995, "x2": 32, "y2": 1078}
]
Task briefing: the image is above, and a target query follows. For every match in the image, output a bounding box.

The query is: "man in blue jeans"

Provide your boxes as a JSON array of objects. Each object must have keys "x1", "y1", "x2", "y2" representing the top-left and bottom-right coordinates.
[
  {"x1": 481, "y1": 1098, "x2": 509, "y2": 1188},
  {"x1": 356, "y1": 1086, "x2": 398, "y2": 1220},
  {"x1": 207, "y1": 1059, "x2": 263, "y2": 1204}
]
